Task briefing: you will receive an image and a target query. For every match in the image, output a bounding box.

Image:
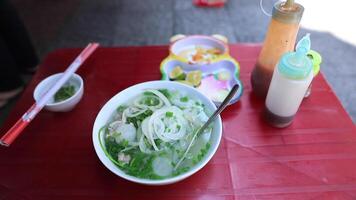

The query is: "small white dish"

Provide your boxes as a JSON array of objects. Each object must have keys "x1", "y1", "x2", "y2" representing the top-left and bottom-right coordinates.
[
  {"x1": 33, "y1": 73, "x2": 84, "y2": 112},
  {"x1": 92, "y1": 81, "x2": 222, "y2": 185}
]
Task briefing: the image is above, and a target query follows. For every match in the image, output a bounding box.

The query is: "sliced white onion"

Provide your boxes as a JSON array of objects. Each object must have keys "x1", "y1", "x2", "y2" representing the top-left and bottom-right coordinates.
[
  {"x1": 147, "y1": 117, "x2": 160, "y2": 151},
  {"x1": 134, "y1": 95, "x2": 163, "y2": 110},
  {"x1": 153, "y1": 117, "x2": 168, "y2": 142},
  {"x1": 124, "y1": 107, "x2": 147, "y2": 118},
  {"x1": 149, "y1": 106, "x2": 187, "y2": 144},
  {"x1": 138, "y1": 135, "x2": 152, "y2": 154},
  {"x1": 141, "y1": 117, "x2": 150, "y2": 138},
  {"x1": 145, "y1": 89, "x2": 171, "y2": 107}
]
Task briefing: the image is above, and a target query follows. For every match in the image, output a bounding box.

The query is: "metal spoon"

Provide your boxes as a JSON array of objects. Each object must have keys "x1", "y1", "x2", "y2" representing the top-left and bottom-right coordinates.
[{"x1": 174, "y1": 84, "x2": 239, "y2": 170}]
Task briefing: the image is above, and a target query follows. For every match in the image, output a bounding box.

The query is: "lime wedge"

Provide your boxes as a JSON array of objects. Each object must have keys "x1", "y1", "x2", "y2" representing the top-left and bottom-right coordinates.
[
  {"x1": 186, "y1": 70, "x2": 202, "y2": 87},
  {"x1": 169, "y1": 66, "x2": 186, "y2": 80}
]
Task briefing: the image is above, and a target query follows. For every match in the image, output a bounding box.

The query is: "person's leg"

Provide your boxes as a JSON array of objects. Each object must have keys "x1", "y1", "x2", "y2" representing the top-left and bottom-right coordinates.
[
  {"x1": 0, "y1": 36, "x2": 24, "y2": 101},
  {"x1": 0, "y1": 0, "x2": 39, "y2": 73}
]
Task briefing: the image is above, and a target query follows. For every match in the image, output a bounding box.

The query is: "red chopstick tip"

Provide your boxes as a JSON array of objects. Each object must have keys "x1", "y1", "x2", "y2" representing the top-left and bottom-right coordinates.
[
  {"x1": 80, "y1": 43, "x2": 100, "y2": 61},
  {"x1": 0, "y1": 141, "x2": 9, "y2": 147}
]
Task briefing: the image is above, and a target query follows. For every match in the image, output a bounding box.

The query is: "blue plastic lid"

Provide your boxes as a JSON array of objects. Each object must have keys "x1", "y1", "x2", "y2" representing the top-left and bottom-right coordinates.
[{"x1": 278, "y1": 34, "x2": 313, "y2": 80}]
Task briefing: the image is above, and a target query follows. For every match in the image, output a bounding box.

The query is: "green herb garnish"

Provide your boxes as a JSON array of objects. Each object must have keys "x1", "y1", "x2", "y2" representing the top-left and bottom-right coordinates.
[
  {"x1": 158, "y1": 89, "x2": 171, "y2": 99},
  {"x1": 54, "y1": 85, "x2": 76, "y2": 102},
  {"x1": 116, "y1": 105, "x2": 127, "y2": 113},
  {"x1": 192, "y1": 142, "x2": 211, "y2": 165},
  {"x1": 165, "y1": 111, "x2": 173, "y2": 118},
  {"x1": 180, "y1": 96, "x2": 189, "y2": 102},
  {"x1": 127, "y1": 109, "x2": 153, "y2": 128},
  {"x1": 143, "y1": 96, "x2": 160, "y2": 106}
]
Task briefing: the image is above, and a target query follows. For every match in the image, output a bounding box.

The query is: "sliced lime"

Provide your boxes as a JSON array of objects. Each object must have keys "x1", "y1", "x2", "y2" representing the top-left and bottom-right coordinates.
[
  {"x1": 169, "y1": 66, "x2": 186, "y2": 80},
  {"x1": 186, "y1": 70, "x2": 202, "y2": 87}
]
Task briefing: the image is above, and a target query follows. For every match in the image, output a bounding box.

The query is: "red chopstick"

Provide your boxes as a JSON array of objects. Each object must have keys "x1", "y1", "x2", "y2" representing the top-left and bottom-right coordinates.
[{"x1": 0, "y1": 43, "x2": 100, "y2": 147}]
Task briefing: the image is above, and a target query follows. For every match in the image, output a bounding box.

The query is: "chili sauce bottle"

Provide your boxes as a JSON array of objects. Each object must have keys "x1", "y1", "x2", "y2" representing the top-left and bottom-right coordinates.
[
  {"x1": 251, "y1": 0, "x2": 304, "y2": 98},
  {"x1": 264, "y1": 34, "x2": 313, "y2": 128}
]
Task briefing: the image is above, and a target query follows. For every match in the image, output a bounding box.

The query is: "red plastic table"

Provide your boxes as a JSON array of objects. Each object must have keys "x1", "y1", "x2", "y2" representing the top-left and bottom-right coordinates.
[{"x1": 1, "y1": 44, "x2": 356, "y2": 200}]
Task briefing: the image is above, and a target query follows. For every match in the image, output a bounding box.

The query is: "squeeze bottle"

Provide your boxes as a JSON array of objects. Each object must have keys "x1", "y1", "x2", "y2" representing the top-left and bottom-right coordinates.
[
  {"x1": 251, "y1": 0, "x2": 304, "y2": 98},
  {"x1": 264, "y1": 34, "x2": 313, "y2": 128}
]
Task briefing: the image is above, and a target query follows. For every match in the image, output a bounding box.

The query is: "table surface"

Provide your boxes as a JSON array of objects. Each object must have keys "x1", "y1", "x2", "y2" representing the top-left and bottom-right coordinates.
[{"x1": 1, "y1": 44, "x2": 356, "y2": 200}]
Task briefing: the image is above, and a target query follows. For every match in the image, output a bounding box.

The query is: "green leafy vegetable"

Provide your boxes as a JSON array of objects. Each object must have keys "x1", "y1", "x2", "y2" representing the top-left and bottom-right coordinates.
[
  {"x1": 127, "y1": 109, "x2": 153, "y2": 128},
  {"x1": 104, "y1": 133, "x2": 163, "y2": 179},
  {"x1": 54, "y1": 84, "x2": 76, "y2": 102},
  {"x1": 173, "y1": 166, "x2": 190, "y2": 176},
  {"x1": 116, "y1": 105, "x2": 127, "y2": 113}
]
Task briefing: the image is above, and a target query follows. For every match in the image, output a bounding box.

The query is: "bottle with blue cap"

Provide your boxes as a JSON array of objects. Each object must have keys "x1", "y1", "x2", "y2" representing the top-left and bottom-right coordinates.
[{"x1": 264, "y1": 34, "x2": 313, "y2": 128}]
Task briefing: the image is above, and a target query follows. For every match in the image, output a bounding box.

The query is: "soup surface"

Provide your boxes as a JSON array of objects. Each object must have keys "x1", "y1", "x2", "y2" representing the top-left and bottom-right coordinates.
[{"x1": 100, "y1": 89, "x2": 213, "y2": 179}]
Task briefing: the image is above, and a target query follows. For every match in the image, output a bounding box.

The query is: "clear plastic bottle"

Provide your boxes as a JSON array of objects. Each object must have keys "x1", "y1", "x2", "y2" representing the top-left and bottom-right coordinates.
[
  {"x1": 251, "y1": 0, "x2": 304, "y2": 98},
  {"x1": 264, "y1": 34, "x2": 313, "y2": 128}
]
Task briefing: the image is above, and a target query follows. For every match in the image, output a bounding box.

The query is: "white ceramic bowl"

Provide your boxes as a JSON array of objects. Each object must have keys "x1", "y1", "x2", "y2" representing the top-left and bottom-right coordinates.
[
  {"x1": 33, "y1": 73, "x2": 84, "y2": 112},
  {"x1": 92, "y1": 81, "x2": 222, "y2": 185}
]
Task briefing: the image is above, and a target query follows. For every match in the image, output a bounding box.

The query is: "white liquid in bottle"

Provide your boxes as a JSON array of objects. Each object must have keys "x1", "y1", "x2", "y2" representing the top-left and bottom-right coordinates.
[{"x1": 264, "y1": 34, "x2": 313, "y2": 128}]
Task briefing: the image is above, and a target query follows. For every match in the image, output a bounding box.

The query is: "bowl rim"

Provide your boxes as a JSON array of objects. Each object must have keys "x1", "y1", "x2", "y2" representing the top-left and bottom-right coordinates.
[
  {"x1": 33, "y1": 73, "x2": 84, "y2": 106},
  {"x1": 92, "y1": 80, "x2": 222, "y2": 185}
]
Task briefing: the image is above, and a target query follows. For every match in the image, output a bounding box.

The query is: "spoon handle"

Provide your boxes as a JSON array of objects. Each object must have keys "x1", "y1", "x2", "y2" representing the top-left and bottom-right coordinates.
[
  {"x1": 174, "y1": 84, "x2": 239, "y2": 170},
  {"x1": 199, "y1": 84, "x2": 239, "y2": 134}
]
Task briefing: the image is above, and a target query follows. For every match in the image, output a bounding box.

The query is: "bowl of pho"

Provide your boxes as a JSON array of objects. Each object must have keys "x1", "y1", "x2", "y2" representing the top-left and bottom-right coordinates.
[{"x1": 92, "y1": 81, "x2": 222, "y2": 185}]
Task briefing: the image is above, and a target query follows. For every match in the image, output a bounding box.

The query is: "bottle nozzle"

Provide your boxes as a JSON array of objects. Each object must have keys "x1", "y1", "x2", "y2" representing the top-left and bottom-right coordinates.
[
  {"x1": 296, "y1": 33, "x2": 311, "y2": 56},
  {"x1": 281, "y1": 0, "x2": 298, "y2": 12},
  {"x1": 285, "y1": 0, "x2": 295, "y2": 8},
  {"x1": 288, "y1": 33, "x2": 311, "y2": 68},
  {"x1": 279, "y1": 33, "x2": 313, "y2": 79}
]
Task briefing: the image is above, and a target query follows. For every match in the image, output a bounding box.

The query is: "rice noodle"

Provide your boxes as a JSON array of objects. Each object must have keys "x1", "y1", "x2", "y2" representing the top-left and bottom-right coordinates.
[
  {"x1": 149, "y1": 106, "x2": 187, "y2": 143},
  {"x1": 124, "y1": 107, "x2": 147, "y2": 118},
  {"x1": 138, "y1": 135, "x2": 152, "y2": 154}
]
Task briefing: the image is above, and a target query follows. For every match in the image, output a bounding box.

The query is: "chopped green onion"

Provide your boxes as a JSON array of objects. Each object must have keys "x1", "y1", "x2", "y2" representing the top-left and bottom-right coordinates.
[
  {"x1": 165, "y1": 111, "x2": 173, "y2": 117},
  {"x1": 180, "y1": 96, "x2": 189, "y2": 102}
]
